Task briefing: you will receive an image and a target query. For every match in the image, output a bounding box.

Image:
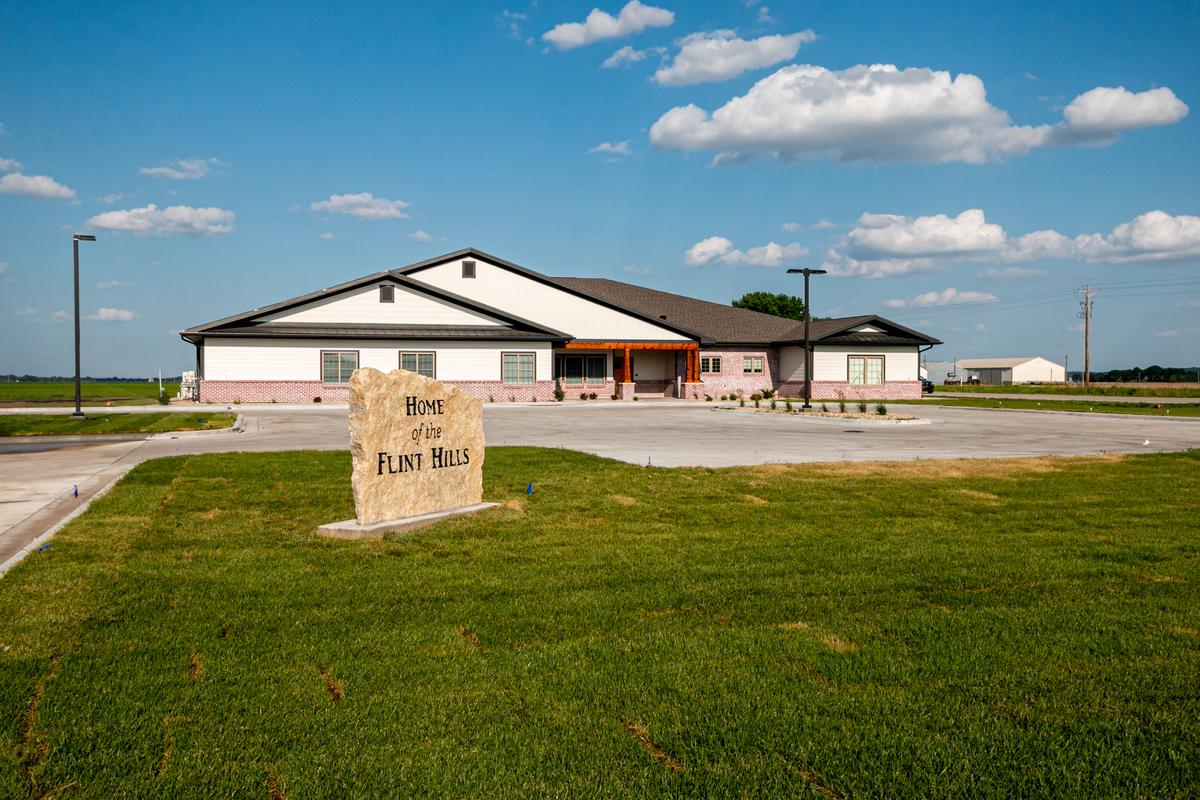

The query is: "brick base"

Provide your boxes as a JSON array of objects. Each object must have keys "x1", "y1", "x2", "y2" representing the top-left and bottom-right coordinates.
[
  {"x1": 777, "y1": 381, "x2": 922, "y2": 400},
  {"x1": 198, "y1": 379, "x2": 557, "y2": 404}
]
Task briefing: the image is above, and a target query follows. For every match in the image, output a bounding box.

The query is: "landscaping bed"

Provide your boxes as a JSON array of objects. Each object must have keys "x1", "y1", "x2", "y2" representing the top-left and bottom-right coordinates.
[{"x1": 0, "y1": 447, "x2": 1196, "y2": 797}]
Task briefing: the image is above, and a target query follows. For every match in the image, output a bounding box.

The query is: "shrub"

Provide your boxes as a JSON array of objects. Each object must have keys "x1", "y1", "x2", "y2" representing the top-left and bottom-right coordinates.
[
  {"x1": 488, "y1": 394, "x2": 495, "y2": 403},
  {"x1": 739, "y1": 398, "x2": 746, "y2": 407},
  {"x1": 750, "y1": 392, "x2": 763, "y2": 402},
  {"x1": 857, "y1": 400, "x2": 868, "y2": 413},
  {"x1": 157, "y1": 390, "x2": 169, "y2": 406},
  {"x1": 589, "y1": 392, "x2": 598, "y2": 400},
  {"x1": 611, "y1": 393, "x2": 618, "y2": 400},
  {"x1": 837, "y1": 394, "x2": 846, "y2": 413},
  {"x1": 785, "y1": 399, "x2": 792, "y2": 412},
  {"x1": 581, "y1": 391, "x2": 588, "y2": 400},
  {"x1": 509, "y1": 394, "x2": 516, "y2": 402},
  {"x1": 705, "y1": 395, "x2": 713, "y2": 401},
  {"x1": 770, "y1": 399, "x2": 777, "y2": 410},
  {"x1": 821, "y1": 403, "x2": 829, "y2": 412},
  {"x1": 754, "y1": 398, "x2": 761, "y2": 408},
  {"x1": 633, "y1": 396, "x2": 639, "y2": 401},
  {"x1": 761, "y1": 388, "x2": 775, "y2": 399},
  {"x1": 531, "y1": 396, "x2": 538, "y2": 402},
  {"x1": 553, "y1": 387, "x2": 565, "y2": 402},
  {"x1": 875, "y1": 403, "x2": 888, "y2": 415}
]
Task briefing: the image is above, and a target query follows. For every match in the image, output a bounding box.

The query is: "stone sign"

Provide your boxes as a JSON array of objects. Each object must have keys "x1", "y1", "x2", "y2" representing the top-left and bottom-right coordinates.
[{"x1": 320, "y1": 367, "x2": 491, "y2": 537}]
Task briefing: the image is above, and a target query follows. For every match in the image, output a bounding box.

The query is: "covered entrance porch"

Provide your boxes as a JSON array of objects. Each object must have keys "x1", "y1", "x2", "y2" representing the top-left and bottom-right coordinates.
[{"x1": 557, "y1": 341, "x2": 702, "y2": 399}]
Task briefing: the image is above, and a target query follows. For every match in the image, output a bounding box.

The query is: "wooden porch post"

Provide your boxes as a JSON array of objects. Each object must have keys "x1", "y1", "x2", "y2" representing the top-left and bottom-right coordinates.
[{"x1": 623, "y1": 345, "x2": 632, "y2": 383}]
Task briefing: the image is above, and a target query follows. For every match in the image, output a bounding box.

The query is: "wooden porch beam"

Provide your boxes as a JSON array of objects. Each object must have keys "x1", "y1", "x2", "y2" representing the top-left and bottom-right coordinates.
[{"x1": 562, "y1": 341, "x2": 698, "y2": 351}]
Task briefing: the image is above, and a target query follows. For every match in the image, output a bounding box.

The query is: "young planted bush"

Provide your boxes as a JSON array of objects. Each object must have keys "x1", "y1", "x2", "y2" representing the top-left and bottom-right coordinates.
[
  {"x1": 857, "y1": 400, "x2": 868, "y2": 414},
  {"x1": 876, "y1": 403, "x2": 888, "y2": 415}
]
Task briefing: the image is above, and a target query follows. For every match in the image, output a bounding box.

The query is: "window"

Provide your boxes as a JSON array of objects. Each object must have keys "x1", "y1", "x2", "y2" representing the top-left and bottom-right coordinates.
[
  {"x1": 849, "y1": 355, "x2": 885, "y2": 385},
  {"x1": 502, "y1": 352, "x2": 535, "y2": 385},
  {"x1": 743, "y1": 356, "x2": 764, "y2": 374},
  {"x1": 379, "y1": 285, "x2": 394, "y2": 303},
  {"x1": 462, "y1": 260, "x2": 476, "y2": 279},
  {"x1": 321, "y1": 350, "x2": 358, "y2": 384},
  {"x1": 701, "y1": 356, "x2": 721, "y2": 374},
  {"x1": 399, "y1": 351, "x2": 436, "y2": 378},
  {"x1": 557, "y1": 355, "x2": 607, "y2": 384}
]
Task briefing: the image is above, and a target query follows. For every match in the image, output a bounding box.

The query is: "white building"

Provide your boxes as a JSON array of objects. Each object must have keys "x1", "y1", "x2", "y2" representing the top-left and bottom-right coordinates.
[
  {"x1": 180, "y1": 248, "x2": 940, "y2": 403},
  {"x1": 953, "y1": 357, "x2": 1066, "y2": 385}
]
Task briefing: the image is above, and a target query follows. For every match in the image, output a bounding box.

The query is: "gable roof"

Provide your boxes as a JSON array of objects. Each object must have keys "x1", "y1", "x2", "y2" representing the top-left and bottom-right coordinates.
[
  {"x1": 179, "y1": 270, "x2": 569, "y2": 343},
  {"x1": 958, "y1": 357, "x2": 1057, "y2": 369},
  {"x1": 393, "y1": 248, "x2": 708, "y2": 342},
  {"x1": 553, "y1": 277, "x2": 941, "y2": 347}
]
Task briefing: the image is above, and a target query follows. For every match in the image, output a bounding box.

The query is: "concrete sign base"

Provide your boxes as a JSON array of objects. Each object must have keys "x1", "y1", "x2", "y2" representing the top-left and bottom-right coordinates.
[{"x1": 317, "y1": 502, "x2": 499, "y2": 540}]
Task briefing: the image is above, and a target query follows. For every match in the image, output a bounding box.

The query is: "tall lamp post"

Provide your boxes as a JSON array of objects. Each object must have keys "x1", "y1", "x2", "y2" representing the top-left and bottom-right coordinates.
[
  {"x1": 71, "y1": 234, "x2": 97, "y2": 419},
  {"x1": 786, "y1": 267, "x2": 827, "y2": 410}
]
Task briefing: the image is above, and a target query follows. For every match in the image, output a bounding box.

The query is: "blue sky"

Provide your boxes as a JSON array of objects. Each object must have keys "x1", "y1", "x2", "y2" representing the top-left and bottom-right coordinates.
[{"x1": 1, "y1": 0, "x2": 1197, "y2": 376}]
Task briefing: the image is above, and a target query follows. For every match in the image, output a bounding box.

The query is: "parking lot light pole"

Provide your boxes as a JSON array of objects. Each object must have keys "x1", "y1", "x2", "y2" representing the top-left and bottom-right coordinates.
[
  {"x1": 71, "y1": 234, "x2": 97, "y2": 419},
  {"x1": 786, "y1": 267, "x2": 827, "y2": 410}
]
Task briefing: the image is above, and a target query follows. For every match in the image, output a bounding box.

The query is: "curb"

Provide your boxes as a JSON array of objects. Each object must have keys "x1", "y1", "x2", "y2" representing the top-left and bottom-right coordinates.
[
  {"x1": 0, "y1": 468, "x2": 131, "y2": 579},
  {"x1": 926, "y1": 404, "x2": 1200, "y2": 421}
]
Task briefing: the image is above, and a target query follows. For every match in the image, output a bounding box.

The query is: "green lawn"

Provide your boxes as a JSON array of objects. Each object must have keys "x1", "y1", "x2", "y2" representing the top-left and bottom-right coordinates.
[
  {"x1": 0, "y1": 412, "x2": 236, "y2": 437},
  {"x1": 915, "y1": 397, "x2": 1200, "y2": 417},
  {"x1": 0, "y1": 381, "x2": 179, "y2": 406},
  {"x1": 936, "y1": 384, "x2": 1200, "y2": 398},
  {"x1": 1, "y1": 448, "x2": 1197, "y2": 798}
]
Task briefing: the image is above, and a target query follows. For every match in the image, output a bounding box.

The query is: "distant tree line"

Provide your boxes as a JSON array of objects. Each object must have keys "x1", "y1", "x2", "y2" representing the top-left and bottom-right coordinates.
[
  {"x1": 0, "y1": 374, "x2": 182, "y2": 383},
  {"x1": 1069, "y1": 366, "x2": 1200, "y2": 382}
]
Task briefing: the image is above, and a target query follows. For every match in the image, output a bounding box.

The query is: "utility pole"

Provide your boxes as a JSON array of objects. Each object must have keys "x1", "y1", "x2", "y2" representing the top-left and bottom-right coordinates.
[{"x1": 1076, "y1": 286, "x2": 1099, "y2": 387}]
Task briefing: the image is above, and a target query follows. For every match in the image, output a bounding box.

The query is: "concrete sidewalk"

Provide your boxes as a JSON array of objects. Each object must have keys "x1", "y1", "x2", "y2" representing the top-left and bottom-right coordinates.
[{"x1": 932, "y1": 391, "x2": 1198, "y2": 404}]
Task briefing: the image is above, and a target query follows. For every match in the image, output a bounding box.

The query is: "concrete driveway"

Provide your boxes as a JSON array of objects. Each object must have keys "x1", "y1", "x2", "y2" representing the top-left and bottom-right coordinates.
[{"x1": 4, "y1": 401, "x2": 1200, "y2": 570}]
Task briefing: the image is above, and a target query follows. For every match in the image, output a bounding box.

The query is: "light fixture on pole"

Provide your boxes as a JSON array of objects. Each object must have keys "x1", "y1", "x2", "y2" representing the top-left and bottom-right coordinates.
[
  {"x1": 786, "y1": 267, "x2": 827, "y2": 409},
  {"x1": 71, "y1": 234, "x2": 97, "y2": 420}
]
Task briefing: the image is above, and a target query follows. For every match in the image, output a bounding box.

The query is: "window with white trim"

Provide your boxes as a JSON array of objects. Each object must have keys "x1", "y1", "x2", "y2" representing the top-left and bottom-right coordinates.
[
  {"x1": 321, "y1": 351, "x2": 358, "y2": 384},
  {"x1": 849, "y1": 355, "x2": 884, "y2": 385},
  {"x1": 502, "y1": 352, "x2": 535, "y2": 385},
  {"x1": 743, "y1": 356, "x2": 764, "y2": 374},
  {"x1": 399, "y1": 351, "x2": 436, "y2": 378},
  {"x1": 701, "y1": 356, "x2": 721, "y2": 374}
]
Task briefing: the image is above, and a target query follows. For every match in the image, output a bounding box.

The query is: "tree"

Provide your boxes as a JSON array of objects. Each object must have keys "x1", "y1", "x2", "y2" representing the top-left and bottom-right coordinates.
[{"x1": 731, "y1": 291, "x2": 807, "y2": 321}]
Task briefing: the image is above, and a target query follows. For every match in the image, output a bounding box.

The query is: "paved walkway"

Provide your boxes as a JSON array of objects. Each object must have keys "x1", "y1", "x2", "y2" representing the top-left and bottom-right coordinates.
[{"x1": 4, "y1": 402, "x2": 1200, "y2": 573}]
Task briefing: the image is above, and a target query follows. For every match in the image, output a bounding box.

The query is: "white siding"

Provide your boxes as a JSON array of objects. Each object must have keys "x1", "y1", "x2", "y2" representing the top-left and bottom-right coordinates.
[
  {"x1": 779, "y1": 346, "x2": 807, "y2": 381},
  {"x1": 259, "y1": 283, "x2": 502, "y2": 326},
  {"x1": 204, "y1": 338, "x2": 552, "y2": 381},
  {"x1": 1010, "y1": 357, "x2": 1065, "y2": 383},
  {"x1": 812, "y1": 346, "x2": 920, "y2": 381},
  {"x1": 409, "y1": 257, "x2": 691, "y2": 342}
]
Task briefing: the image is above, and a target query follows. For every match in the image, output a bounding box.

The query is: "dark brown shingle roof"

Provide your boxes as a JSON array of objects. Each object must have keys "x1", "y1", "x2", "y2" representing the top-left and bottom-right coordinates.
[{"x1": 553, "y1": 278, "x2": 939, "y2": 346}]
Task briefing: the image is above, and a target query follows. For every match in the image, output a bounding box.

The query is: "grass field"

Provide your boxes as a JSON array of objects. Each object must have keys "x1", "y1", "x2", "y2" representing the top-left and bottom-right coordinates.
[
  {"x1": 0, "y1": 412, "x2": 236, "y2": 437},
  {"x1": 937, "y1": 383, "x2": 1200, "y2": 398},
  {"x1": 0, "y1": 448, "x2": 1197, "y2": 798},
  {"x1": 0, "y1": 381, "x2": 179, "y2": 406},
  {"x1": 916, "y1": 397, "x2": 1200, "y2": 417}
]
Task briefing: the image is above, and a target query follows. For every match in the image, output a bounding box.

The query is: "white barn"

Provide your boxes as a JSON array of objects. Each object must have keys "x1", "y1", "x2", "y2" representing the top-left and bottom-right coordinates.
[
  {"x1": 955, "y1": 357, "x2": 1066, "y2": 385},
  {"x1": 180, "y1": 248, "x2": 940, "y2": 403}
]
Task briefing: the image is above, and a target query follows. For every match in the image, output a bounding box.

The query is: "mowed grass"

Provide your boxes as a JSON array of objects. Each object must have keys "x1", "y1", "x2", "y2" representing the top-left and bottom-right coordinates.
[
  {"x1": 913, "y1": 397, "x2": 1200, "y2": 417},
  {"x1": 1, "y1": 448, "x2": 1198, "y2": 798},
  {"x1": 936, "y1": 383, "x2": 1200, "y2": 398},
  {"x1": 0, "y1": 381, "x2": 179, "y2": 406},
  {"x1": 0, "y1": 412, "x2": 236, "y2": 437}
]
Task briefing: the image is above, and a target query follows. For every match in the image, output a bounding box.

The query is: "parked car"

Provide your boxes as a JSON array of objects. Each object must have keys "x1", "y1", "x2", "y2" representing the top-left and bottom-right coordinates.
[{"x1": 921, "y1": 378, "x2": 934, "y2": 394}]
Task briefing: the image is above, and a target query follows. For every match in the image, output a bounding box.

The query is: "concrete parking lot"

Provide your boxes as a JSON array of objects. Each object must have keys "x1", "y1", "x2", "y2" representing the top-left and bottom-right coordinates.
[{"x1": 4, "y1": 401, "x2": 1200, "y2": 570}]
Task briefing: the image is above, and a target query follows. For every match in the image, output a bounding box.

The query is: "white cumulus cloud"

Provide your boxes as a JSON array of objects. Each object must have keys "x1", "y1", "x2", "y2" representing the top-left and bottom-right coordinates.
[
  {"x1": 87, "y1": 204, "x2": 236, "y2": 236},
  {"x1": 138, "y1": 157, "x2": 223, "y2": 181},
  {"x1": 319, "y1": 232, "x2": 335, "y2": 240},
  {"x1": 86, "y1": 307, "x2": 136, "y2": 322},
  {"x1": 0, "y1": 158, "x2": 22, "y2": 171},
  {"x1": 309, "y1": 192, "x2": 410, "y2": 220},
  {"x1": 653, "y1": 29, "x2": 815, "y2": 86},
  {"x1": 885, "y1": 288, "x2": 999, "y2": 309},
  {"x1": 825, "y1": 208, "x2": 1200, "y2": 277},
  {"x1": 96, "y1": 280, "x2": 133, "y2": 289},
  {"x1": 588, "y1": 140, "x2": 632, "y2": 156},
  {"x1": 543, "y1": 1, "x2": 674, "y2": 50},
  {"x1": 50, "y1": 310, "x2": 69, "y2": 321},
  {"x1": 0, "y1": 172, "x2": 76, "y2": 199},
  {"x1": 650, "y1": 64, "x2": 1188, "y2": 165},
  {"x1": 409, "y1": 230, "x2": 433, "y2": 242},
  {"x1": 601, "y1": 44, "x2": 665, "y2": 67},
  {"x1": 685, "y1": 235, "x2": 807, "y2": 267}
]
